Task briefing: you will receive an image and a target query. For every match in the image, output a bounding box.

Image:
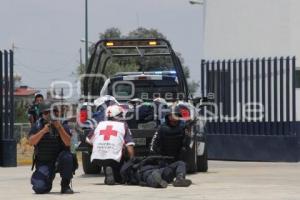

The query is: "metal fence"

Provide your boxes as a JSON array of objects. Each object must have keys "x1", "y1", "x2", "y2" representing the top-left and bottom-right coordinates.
[
  {"x1": 14, "y1": 123, "x2": 31, "y2": 142},
  {"x1": 200, "y1": 57, "x2": 299, "y2": 161},
  {"x1": 0, "y1": 50, "x2": 16, "y2": 167}
]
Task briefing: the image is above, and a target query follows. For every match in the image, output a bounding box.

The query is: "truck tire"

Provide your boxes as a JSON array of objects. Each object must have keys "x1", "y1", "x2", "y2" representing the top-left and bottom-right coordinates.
[
  {"x1": 185, "y1": 141, "x2": 198, "y2": 174},
  {"x1": 197, "y1": 145, "x2": 208, "y2": 172},
  {"x1": 82, "y1": 152, "x2": 101, "y2": 174}
]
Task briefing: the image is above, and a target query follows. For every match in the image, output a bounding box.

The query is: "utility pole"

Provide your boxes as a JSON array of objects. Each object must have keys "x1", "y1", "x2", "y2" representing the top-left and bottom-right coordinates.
[
  {"x1": 60, "y1": 88, "x2": 64, "y2": 119},
  {"x1": 189, "y1": 0, "x2": 206, "y2": 57},
  {"x1": 79, "y1": 48, "x2": 83, "y2": 66},
  {"x1": 85, "y1": 0, "x2": 88, "y2": 68},
  {"x1": 12, "y1": 43, "x2": 15, "y2": 52}
]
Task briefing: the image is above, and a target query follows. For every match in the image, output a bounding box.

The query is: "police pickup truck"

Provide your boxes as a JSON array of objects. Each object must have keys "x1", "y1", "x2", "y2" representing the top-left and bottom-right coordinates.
[{"x1": 76, "y1": 38, "x2": 208, "y2": 174}]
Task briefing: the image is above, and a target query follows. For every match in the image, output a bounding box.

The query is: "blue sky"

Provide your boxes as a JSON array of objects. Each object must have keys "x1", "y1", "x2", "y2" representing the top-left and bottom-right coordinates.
[{"x1": 0, "y1": 0, "x2": 204, "y2": 99}]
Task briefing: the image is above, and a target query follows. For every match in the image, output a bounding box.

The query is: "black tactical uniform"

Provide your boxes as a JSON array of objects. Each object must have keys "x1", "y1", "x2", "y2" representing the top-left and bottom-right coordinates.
[
  {"x1": 149, "y1": 109, "x2": 190, "y2": 161},
  {"x1": 29, "y1": 103, "x2": 76, "y2": 194},
  {"x1": 120, "y1": 156, "x2": 192, "y2": 188}
]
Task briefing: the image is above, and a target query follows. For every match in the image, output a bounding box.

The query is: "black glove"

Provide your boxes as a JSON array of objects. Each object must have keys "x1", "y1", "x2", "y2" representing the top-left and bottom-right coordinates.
[{"x1": 182, "y1": 134, "x2": 192, "y2": 149}]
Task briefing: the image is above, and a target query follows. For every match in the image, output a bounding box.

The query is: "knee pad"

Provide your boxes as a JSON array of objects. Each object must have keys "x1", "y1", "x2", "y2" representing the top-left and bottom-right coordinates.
[
  {"x1": 33, "y1": 185, "x2": 52, "y2": 194},
  {"x1": 31, "y1": 170, "x2": 52, "y2": 194}
]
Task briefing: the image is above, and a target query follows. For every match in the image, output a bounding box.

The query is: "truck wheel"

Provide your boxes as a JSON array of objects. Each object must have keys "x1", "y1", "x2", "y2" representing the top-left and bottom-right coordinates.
[
  {"x1": 185, "y1": 141, "x2": 198, "y2": 174},
  {"x1": 82, "y1": 152, "x2": 101, "y2": 174},
  {"x1": 197, "y1": 145, "x2": 208, "y2": 172}
]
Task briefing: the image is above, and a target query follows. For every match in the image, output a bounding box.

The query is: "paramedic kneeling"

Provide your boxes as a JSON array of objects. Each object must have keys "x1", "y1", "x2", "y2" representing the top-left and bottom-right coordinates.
[{"x1": 87, "y1": 105, "x2": 135, "y2": 185}]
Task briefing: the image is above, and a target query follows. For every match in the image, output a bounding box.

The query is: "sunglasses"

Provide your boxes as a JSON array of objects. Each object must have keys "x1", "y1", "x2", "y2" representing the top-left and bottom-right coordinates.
[{"x1": 42, "y1": 111, "x2": 50, "y2": 115}]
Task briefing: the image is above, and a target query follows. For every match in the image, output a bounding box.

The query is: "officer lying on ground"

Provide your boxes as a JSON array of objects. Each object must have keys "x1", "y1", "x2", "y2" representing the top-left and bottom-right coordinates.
[
  {"x1": 28, "y1": 102, "x2": 76, "y2": 194},
  {"x1": 86, "y1": 105, "x2": 135, "y2": 185},
  {"x1": 120, "y1": 156, "x2": 192, "y2": 188}
]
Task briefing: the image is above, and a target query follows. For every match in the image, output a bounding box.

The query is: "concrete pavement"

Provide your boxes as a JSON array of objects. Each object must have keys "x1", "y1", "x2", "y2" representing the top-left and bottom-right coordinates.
[{"x1": 0, "y1": 161, "x2": 299, "y2": 200}]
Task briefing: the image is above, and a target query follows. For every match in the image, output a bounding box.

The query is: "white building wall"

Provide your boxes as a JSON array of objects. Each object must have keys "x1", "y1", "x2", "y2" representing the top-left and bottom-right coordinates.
[{"x1": 204, "y1": 0, "x2": 300, "y2": 121}]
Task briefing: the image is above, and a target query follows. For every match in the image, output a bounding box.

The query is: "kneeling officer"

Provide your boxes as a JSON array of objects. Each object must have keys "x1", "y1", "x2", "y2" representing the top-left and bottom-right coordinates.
[{"x1": 28, "y1": 103, "x2": 75, "y2": 194}]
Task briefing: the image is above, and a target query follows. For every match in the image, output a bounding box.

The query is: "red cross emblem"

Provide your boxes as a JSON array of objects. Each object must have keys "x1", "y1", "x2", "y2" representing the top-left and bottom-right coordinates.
[{"x1": 100, "y1": 125, "x2": 118, "y2": 141}]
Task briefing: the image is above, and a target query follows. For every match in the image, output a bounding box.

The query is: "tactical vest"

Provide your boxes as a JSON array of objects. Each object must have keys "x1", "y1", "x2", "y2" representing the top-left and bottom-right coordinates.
[
  {"x1": 35, "y1": 125, "x2": 66, "y2": 162},
  {"x1": 159, "y1": 125, "x2": 184, "y2": 159}
]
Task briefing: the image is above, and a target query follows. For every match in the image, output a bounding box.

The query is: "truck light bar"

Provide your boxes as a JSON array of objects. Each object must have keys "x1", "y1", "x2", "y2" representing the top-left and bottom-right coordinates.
[
  {"x1": 123, "y1": 75, "x2": 163, "y2": 81},
  {"x1": 148, "y1": 41, "x2": 157, "y2": 46},
  {"x1": 105, "y1": 40, "x2": 160, "y2": 47},
  {"x1": 153, "y1": 71, "x2": 176, "y2": 74},
  {"x1": 106, "y1": 42, "x2": 114, "y2": 46}
]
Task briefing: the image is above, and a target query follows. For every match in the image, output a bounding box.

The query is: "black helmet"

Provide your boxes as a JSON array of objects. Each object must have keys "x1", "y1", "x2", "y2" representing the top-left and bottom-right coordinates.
[{"x1": 39, "y1": 102, "x2": 52, "y2": 113}]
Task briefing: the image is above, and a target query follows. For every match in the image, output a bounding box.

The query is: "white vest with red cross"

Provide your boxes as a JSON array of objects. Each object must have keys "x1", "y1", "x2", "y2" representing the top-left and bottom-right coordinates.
[{"x1": 90, "y1": 121, "x2": 126, "y2": 162}]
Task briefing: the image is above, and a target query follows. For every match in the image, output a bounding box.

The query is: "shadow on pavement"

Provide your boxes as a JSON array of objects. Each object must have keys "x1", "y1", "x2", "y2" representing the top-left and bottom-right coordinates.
[{"x1": 78, "y1": 174, "x2": 104, "y2": 178}]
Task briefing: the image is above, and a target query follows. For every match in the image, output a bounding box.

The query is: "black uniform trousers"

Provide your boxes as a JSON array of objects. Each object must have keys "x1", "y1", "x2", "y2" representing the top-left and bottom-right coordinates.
[
  {"x1": 140, "y1": 160, "x2": 187, "y2": 188},
  {"x1": 31, "y1": 151, "x2": 74, "y2": 194},
  {"x1": 92, "y1": 159, "x2": 123, "y2": 183}
]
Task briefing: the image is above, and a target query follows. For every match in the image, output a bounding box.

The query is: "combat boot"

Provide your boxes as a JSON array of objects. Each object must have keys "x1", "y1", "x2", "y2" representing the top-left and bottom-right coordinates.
[
  {"x1": 173, "y1": 173, "x2": 192, "y2": 187},
  {"x1": 104, "y1": 166, "x2": 115, "y2": 185},
  {"x1": 61, "y1": 179, "x2": 74, "y2": 194}
]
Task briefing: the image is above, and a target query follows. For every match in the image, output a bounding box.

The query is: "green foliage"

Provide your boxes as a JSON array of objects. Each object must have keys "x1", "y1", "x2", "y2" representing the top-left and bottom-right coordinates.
[
  {"x1": 128, "y1": 27, "x2": 166, "y2": 39},
  {"x1": 77, "y1": 63, "x2": 85, "y2": 76},
  {"x1": 15, "y1": 102, "x2": 28, "y2": 123},
  {"x1": 100, "y1": 27, "x2": 122, "y2": 39},
  {"x1": 188, "y1": 81, "x2": 200, "y2": 96},
  {"x1": 183, "y1": 66, "x2": 190, "y2": 79}
]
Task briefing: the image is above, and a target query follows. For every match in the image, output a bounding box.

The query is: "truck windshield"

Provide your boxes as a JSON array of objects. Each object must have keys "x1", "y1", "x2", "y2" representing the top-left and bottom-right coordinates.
[
  {"x1": 90, "y1": 40, "x2": 176, "y2": 77},
  {"x1": 84, "y1": 39, "x2": 188, "y2": 99},
  {"x1": 103, "y1": 55, "x2": 175, "y2": 77}
]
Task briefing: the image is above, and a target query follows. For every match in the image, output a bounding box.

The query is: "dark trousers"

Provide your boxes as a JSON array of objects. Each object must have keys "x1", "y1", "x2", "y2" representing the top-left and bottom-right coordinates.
[
  {"x1": 92, "y1": 159, "x2": 123, "y2": 183},
  {"x1": 141, "y1": 161, "x2": 187, "y2": 188},
  {"x1": 31, "y1": 151, "x2": 74, "y2": 194}
]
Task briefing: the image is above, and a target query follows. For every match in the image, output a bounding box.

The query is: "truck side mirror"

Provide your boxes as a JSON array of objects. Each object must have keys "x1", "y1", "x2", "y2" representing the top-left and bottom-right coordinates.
[
  {"x1": 192, "y1": 97, "x2": 201, "y2": 105},
  {"x1": 192, "y1": 92, "x2": 215, "y2": 105}
]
